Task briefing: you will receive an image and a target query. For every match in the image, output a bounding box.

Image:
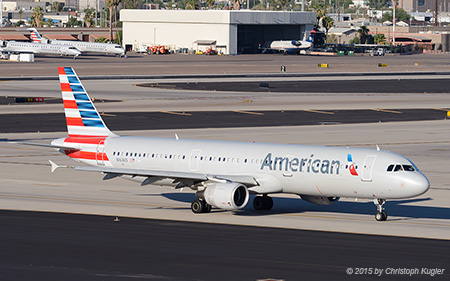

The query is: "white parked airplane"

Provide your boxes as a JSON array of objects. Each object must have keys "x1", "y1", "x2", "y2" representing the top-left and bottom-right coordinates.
[
  {"x1": 260, "y1": 33, "x2": 314, "y2": 54},
  {"x1": 26, "y1": 67, "x2": 430, "y2": 221},
  {"x1": 0, "y1": 40, "x2": 81, "y2": 58},
  {"x1": 27, "y1": 28, "x2": 125, "y2": 56}
]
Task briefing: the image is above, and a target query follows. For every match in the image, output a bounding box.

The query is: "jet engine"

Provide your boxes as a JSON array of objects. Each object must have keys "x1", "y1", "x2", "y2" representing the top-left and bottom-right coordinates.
[
  {"x1": 202, "y1": 183, "x2": 249, "y2": 210},
  {"x1": 300, "y1": 195, "x2": 340, "y2": 205}
]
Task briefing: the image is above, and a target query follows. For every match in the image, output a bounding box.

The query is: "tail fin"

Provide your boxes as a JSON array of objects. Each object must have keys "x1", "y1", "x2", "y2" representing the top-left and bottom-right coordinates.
[
  {"x1": 58, "y1": 67, "x2": 116, "y2": 137},
  {"x1": 27, "y1": 28, "x2": 42, "y2": 43}
]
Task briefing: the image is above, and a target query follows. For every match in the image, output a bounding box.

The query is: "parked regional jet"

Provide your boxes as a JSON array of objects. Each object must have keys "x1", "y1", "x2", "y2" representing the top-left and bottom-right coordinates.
[
  {"x1": 260, "y1": 32, "x2": 313, "y2": 54},
  {"x1": 0, "y1": 40, "x2": 81, "y2": 58},
  {"x1": 27, "y1": 28, "x2": 125, "y2": 56},
  {"x1": 24, "y1": 67, "x2": 429, "y2": 221}
]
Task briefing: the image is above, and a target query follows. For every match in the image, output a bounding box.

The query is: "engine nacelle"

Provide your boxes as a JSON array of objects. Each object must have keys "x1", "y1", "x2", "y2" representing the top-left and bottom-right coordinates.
[
  {"x1": 203, "y1": 183, "x2": 249, "y2": 210},
  {"x1": 300, "y1": 195, "x2": 340, "y2": 205}
]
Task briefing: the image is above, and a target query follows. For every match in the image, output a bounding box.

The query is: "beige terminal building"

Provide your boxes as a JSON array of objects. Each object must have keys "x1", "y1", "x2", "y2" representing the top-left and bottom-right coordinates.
[{"x1": 120, "y1": 10, "x2": 316, "y2": 54}]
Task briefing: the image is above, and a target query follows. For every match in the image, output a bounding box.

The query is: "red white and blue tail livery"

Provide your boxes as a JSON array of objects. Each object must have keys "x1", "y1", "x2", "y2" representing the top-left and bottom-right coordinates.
[
  {"x1": 33, "y1": 67, "x2": 431, "y2": 221},
  {"x1": 50, "y1": 67, "x2": 116, "y2": 167},
  {"x1": 30, "y1": 28, "x2": 42, "y2": 43}
]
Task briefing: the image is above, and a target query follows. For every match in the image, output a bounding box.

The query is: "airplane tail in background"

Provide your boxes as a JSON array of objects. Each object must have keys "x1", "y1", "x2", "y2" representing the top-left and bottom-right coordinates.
[
  {"x1": 28, "y1": 28, "x2": 42, "y2": 43},
  {"x1": 58, "y1": 67, "x2": 116, "y2": 138}
]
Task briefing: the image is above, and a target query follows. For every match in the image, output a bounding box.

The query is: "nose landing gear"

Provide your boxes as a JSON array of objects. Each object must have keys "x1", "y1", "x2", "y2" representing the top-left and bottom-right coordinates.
[{"x1": 374, "y1": 199, "x2": 388, "y2": 221}]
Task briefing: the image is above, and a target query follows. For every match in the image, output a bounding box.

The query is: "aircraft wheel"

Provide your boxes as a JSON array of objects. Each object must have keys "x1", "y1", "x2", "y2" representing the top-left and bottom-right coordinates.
[
  {"x1": 263, "y1": 196, "x2": 274, "y2": 210},
  {"x1": 191, "y1": 199, "x2": 205, "y2": 214},
  {"x1": 253, "y1": 196, "x2": 264, "y2": 210},
  {"x1": 204, "y1": 203, "x2": 212, "y2": 213},
  {"x1": 375, "y1": 211, "x2": 387, "y2": 221}
]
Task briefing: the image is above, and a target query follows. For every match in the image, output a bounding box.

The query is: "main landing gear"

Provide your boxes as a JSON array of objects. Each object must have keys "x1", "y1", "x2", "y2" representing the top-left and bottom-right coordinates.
[
  {"x1": 253, "y1": 195, "x2": 274, "y2": 211},
  {"x1": 374, "y1": 199, "x2": 388, "y2": 221},
  {"x1": 191, "y1": 198, "x2": 212, "y2": 214}
]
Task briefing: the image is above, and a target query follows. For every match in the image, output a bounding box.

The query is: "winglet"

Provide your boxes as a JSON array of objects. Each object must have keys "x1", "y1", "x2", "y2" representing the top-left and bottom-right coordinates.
[{"x1": 49, "y1": 160, "x2": 59, "y2": 173}]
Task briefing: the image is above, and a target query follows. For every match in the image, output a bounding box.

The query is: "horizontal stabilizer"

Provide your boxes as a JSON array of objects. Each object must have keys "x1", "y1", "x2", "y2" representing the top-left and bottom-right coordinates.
[
  {"x1": 48, "y1": 160, "x2": 71, "y2": 172},
  {"x1": 11, "y1": 141, "x2": 79, "y2": 150}
]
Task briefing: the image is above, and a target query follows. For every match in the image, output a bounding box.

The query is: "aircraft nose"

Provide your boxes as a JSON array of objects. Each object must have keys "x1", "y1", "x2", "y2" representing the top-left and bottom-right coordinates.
[{"x1": 411, "y1": 173, "x2": 430, "y2": 196}]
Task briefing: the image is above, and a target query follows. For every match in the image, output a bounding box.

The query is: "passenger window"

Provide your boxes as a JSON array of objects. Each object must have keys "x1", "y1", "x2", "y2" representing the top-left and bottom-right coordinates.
[{"x1": 387, "y1": 164, "x2": 394, "y2": 172}]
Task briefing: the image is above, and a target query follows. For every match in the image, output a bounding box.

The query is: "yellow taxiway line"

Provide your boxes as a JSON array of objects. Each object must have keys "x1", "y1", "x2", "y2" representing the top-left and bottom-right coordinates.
[
  {"x1": 233, "y1": 110, "x2": 264, "y2": 115},
  {"x1": 160, "y1": 111, "x2": 192, "y2": 116},
  {"x1": 302, "y1": 109, "x2": 334, "y2": 115},
  {"x1": 371, "y1": 109, "x2": 403, "y2": 114}
]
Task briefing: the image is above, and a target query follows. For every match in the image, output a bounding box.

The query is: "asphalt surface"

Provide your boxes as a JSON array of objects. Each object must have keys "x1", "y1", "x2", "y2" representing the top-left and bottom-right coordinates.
[
  {"x1": 0, "y1": 210, "x2": 448, "y2": 281},
  {"x1": 137, "y1": 78, "x2": 450, "y2": 93},
  {"x1": 0, "y1": 109, "x2": 446, "y2": 133},
  {"x1": 2, "y1": 53, "x2": 450, "y2": 77}
]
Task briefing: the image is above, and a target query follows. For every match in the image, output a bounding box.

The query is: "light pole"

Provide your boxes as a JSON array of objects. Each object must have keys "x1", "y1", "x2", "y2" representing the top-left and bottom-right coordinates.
[
  {"x1": 1, "y1": 0, "x2": 3, "y2": 27},
  {"x1": 392, "y1": 0, "x2": 396, "y2": 45}
]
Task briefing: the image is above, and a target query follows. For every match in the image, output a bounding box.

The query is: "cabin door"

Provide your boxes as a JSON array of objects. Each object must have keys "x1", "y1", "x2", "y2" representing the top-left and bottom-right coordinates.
[
  {"x1": 96, "y1": 140, "x2": 105, "y2": 166},
  {"x1": 189, "y1": 149, "x2": 201, "y2": 171},
  {"x1": 361, "y1": 155, "x2": 377, "y2": 182}
]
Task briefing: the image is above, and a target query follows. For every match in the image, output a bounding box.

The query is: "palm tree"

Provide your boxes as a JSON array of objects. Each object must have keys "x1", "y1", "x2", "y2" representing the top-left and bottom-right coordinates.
[
  {"x1": 234, "y1": 0, "x2": 240, "y2": 10},
  {"x1": 322, "y1": 16, "x2": 334, "y2": 35},
  {"x1": 105, "y1": 0, "x2": 114, "y2": 42},
  {"x1": 31, "y1": 7, "x2": 44, "y2": 27},
  {"x1": 357, "y1": 25, "x2": 370, "y2": 44}
]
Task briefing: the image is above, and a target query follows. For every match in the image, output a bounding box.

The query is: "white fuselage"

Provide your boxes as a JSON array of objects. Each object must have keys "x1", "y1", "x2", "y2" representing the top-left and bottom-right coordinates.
[
  {"x1": 47, "y1": 40, "x2": 125, "y2": 56},
  {"x1": 0, "y1": 41, "x2": 81, "y2": 56},
  {"x1": 54, "y1": 136, "x2": 430, "y2": 200},
  {"x1": 263, "y1": 40, "x2": 312, "y2": 53}
]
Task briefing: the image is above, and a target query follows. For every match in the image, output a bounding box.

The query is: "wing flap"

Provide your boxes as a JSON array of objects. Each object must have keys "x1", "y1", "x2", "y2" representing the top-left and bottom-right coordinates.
[{"x1": 70, "y1": 166, "x2": 258, "y2": 186}]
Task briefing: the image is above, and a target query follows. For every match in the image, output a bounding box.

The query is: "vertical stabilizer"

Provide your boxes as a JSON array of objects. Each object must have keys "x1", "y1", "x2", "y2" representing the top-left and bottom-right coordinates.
[
  {"x1": 58, "y1": 67, "x2": 116, "y2": 137},
  {"x1": 28, "y1": 28, "x2": 42, "y2": 43}
]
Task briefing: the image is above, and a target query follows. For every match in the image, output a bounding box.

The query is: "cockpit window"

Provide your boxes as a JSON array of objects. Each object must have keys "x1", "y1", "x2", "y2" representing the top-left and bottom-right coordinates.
[
  {"x1": 388, "y1": 164, "x2": 415, "y2": 172},
  {"x1": 402, "y1": 165, "x2": 415, "y2": 171},
  {"x1": 394, "y1": 165, "x2": 403, "y2": 172}
]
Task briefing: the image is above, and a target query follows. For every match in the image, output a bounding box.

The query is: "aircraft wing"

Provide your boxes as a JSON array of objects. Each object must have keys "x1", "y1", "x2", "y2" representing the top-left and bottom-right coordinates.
[{"x1": 51, "y1": 162, "x2": 259, "y2": 187}]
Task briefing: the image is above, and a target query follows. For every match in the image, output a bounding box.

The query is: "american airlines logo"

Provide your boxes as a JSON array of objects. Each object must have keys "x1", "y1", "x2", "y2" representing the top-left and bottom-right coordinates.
[{"x1": 260, "y1": 153, "x2": 341, "y2": 175}]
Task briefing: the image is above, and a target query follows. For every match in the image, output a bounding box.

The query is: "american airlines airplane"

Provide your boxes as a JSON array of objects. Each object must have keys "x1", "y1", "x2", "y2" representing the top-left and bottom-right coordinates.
[
  {"x1": 0, "y1": 40, "x2": 81, "y2": 57},
  {"x1": 28, "y1": 67, "x2": 430, "y2": 221},
  {"x1": 27, "y1": 28, "x2": 125, "y2": 56}
]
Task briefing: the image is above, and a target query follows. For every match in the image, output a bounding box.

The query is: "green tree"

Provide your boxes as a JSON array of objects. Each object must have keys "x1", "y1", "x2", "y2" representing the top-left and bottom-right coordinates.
[
  {"x1": 350, "y1": 37, "x2": 360, "y2": 44},
  {"x1": 84, "y1": 8, "x2": 95, "y2": 27},
  {"x1": 367, "y1": 0, "x2": 389, "y2": 9},
  {"x1": 30, "y1": 6, "x2": 44, "y2": 27},
  {"x1": 322, "y1": 16, "x2": 334, "y2": 35},
  {"x1": 95, "y1": 36, "x2": 109, "y2": 43},
  {"x1": 51, "y1": 2, "x2": 64, "y2": 12},
  {"x1": 382, "y1": 8, "x2": 410, "y2": 22},
  {"x1": 14, "y1": 20, "x2": 25, "y2": 27},
  {"x1": 374, "y1": 34, "x2": 386, "y2": 44},
  {"x1": 105, "y1": 0, "x2": 118, "y2": 42},
  {"x1": 18, "y1": 10, "x2": 23, "y2": 20},
  {"x1": 205, "y1": 0, "x2": 215, "y2": 8},
  {"x1": 67, "y1": 16, "x2": 82, "y2": 27},
  {"x1": 357, "y1": 25, "x2": 370, "y2": 44},
  {"x1": 325, "y1": 34, "x2": 337, "y2": 44},
  {"x1": 46, "y1": 18, "x2": 54, "y2": 27}
]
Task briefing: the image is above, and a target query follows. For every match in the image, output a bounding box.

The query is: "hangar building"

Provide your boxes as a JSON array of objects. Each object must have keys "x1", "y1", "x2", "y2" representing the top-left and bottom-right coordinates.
[{"x1": 120, "y1": 10, "x2": 316, "y2": 54}]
